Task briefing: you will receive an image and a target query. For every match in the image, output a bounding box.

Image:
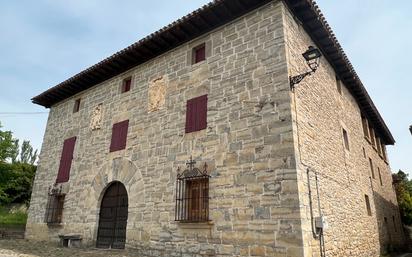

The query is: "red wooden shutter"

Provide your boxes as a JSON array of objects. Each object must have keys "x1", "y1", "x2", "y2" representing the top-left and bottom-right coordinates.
[
  {"x1": 185, "y1": 95, "x2": 207, "y2": 133},
  {"x1": 110, "y1": 120, "x2": 129, "y2": 152},
  {"x1": 56, "y1": 137, "x2": 76, "y2": 183},
  {"x1": 194, "y1": 45, "x2": 206, "y2": 63},
  {"x1": 122, "y1": 78, "x2": 131, "y2": 93},
  {"x1": 197, "y1": 95, "x2": 207, "y2": 131},
  {"x1": 186, "y1": 99, "x2": 195, "y2": 133}
]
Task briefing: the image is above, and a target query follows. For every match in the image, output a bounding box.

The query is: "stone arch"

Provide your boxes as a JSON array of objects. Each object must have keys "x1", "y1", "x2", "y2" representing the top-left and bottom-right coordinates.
[{"x1": 90, "y1": 157, "x2": 144, "y2": 242}]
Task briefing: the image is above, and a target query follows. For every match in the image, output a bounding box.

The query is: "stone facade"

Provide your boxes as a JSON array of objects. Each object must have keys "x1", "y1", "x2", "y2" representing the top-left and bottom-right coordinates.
[
  {"x1": 27, "y1": 1, "x2": 403, "y2": 257},
  {"x1": 283, "y1": 7, "x2": 404, "y2": 257}
]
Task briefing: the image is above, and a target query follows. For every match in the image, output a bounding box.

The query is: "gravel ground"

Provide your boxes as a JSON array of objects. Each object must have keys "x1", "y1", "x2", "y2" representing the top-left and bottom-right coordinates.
[{"x1": 0, "y1": 240, "x2": 139, "y2": 257}]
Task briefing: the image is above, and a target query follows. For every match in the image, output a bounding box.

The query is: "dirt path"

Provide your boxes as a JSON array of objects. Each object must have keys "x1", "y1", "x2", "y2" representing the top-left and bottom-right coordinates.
[{"x1": 0, "y1": 239, "x2": 139, "y2": 257}]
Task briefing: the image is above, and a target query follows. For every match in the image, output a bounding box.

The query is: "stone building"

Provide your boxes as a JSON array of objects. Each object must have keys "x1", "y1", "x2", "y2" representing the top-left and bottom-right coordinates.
[{"x1": 27, "y1": 0, "x2": 404, "y2": 256}]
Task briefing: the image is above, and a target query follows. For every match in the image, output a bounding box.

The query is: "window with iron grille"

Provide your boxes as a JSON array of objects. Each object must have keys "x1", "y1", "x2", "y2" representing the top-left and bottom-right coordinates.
[
  {"x1": 175, "y1": 157, "x2": 210, "y2": 222},
  {"x1": 45, "y1": 193, "x2": 65, "y2": 224}
]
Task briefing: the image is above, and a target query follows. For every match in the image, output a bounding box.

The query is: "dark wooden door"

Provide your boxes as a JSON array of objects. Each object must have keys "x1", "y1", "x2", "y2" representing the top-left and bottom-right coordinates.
[{"x1": 96, "y1": 182, "x2": 128, "y2": 249}]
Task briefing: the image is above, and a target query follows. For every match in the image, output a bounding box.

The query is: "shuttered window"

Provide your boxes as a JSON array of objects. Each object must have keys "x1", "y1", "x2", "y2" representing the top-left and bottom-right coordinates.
[
  {"x1": 56, "y1": 137, "x2": 76, "y2": 183},
  {"x1": 185, "y1": 95, "x2": 207, "y2": 133},
  {"x1": 192, "y1": 43, "x2": 206, "y2": 64},
  {"x1": 110, "y1": 120, "x2": 129, "y2": 152},
  {"x1": 121, "y1": 77, "x2": 132, "y2": 93}
]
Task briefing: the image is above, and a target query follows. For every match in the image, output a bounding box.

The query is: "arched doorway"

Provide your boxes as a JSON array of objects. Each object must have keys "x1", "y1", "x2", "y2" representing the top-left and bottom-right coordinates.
[{"x1": 96, "y1": 181, "x2": 128, "y2": 249}]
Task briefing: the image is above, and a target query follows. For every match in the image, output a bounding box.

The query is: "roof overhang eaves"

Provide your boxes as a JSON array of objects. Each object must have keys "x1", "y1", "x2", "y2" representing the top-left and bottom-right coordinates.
[
  {"x1": 283, "y1": 0, "x2": 395, "y2": 145},
  {"x1": 32, "y1": 0, "x2": 395, "y2": 145}
]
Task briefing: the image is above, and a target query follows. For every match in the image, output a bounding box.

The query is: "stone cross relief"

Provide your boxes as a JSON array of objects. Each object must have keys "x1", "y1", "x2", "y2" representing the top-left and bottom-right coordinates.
[
  {"x1": 148, "y1": 77, "x2": 167, "y2": 112},
  {"x1": 90, "y1": 104, "x2": 103, "y2": 131}
]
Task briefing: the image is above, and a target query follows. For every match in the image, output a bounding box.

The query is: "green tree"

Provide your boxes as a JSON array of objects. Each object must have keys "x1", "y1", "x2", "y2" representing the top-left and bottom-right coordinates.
[
  {"x1": 20, "y1": 140, "x2": 38, "y2": 165},
  {"x1": 0, "y1": 162, "x2": 36, "y2": 205},
  {"x1": 0, "y1": 122, "x2": 19, "y2": 162},
  {"x1": 10, "y1": 139, "x2": 19, "y2": 163},
  {"x1": 393, "y1": 170, "x2": 412, "y2": 225}
]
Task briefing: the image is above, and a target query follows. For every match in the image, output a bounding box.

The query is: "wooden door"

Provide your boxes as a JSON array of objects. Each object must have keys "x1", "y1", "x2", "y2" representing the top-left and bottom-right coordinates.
[{"x1": 96, "y1": 182, "x2": 128, "y2": 249}]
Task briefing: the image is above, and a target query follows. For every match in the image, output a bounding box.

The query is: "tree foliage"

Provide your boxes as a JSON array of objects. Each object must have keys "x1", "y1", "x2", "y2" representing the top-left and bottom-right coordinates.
[
  {"x1": 0, "y1": 121, "x2": 38, "y2": 205},
  {"x1": 0, "y1": 162, "x2": 36, "y2": 205},
  {"x1": 0, "y1": 122, "x2": 19, "y2": 162},
  {"x1": 19, "y1": 140, "x2": 38, "y2": 165},
  {"x1": 393, "y1": 170, "x2": 412, "y2": 225}
]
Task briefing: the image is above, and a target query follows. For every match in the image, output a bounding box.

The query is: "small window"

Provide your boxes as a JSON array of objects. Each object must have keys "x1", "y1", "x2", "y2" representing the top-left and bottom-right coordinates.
[
  {"x1": 381, "y1": 144, "x2": 387, "y2": 161},
  {"x1": 361, "y1": 116, "x2": 370, "y2": 139},
  {"x1": 365, "y1": 195, "x2": 372, "y2": 216},
  {"x1": 369, "y1": 127, "x2": 376, "y2": 148},
  {"x1": 342, "y1": 128, "x2": 350, "y2": 151},
  {"x1": 376, "y1": 137, "x2": 383, "y2": 156},
  {"x1": 362, "y1": 147, "x2": 366, "y2": 158},
  {"x1": 336, "y1": 76, "x2": 342, "y2": 95},
  {"x1": 393, "y1": 216, "x2": 397, "y2": 232},
  {"x1": 73, "y1": 99, "x2": 81, "y2": 113},
  {"x1": 121, "y1": 77, "x2": 132, "y2": 93},
  {"x1": 175, "y1": 159, "x2": 210, "y2": 222},
  {"x1": 45, "y1": 193, "x2": 65, "y2": 224},
  {"x1": 378, "y1": 167, "x2": 383, "y2": 186},
  {"x1": 185, "y1": 95, "x2": 208, "y2": 133},
  {"x1": 369, "y1": 158, "x2": 375, "y2": 179},
  {"x1": 110, "y1": 120, "x2": 129, "y2": 152},
  {"x1": 192, "y1": 43, "x2": 206, "y2": 64}
]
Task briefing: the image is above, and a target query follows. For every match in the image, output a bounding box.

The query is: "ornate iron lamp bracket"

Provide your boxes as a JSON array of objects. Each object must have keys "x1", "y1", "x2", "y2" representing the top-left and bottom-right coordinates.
[{"x1": 290, "y1": 46, "x2": 322, "y2": 90}]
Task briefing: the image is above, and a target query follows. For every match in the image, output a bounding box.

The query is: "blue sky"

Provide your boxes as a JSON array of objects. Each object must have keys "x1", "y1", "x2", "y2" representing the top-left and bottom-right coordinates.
[{"x1": 0, "y1": 1, "x2": 411, "y2": 176}]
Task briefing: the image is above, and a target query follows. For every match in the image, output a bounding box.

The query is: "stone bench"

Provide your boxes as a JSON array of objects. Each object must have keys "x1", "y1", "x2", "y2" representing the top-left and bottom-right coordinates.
[{"x1": 58, "y1": 234, "x2": 82, "y2": 248}]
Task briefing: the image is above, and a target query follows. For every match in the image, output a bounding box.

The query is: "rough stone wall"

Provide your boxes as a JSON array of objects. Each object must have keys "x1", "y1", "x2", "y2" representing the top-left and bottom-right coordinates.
[
  {"x1": 283, "y1": 6, "x2": 404, "y2": 257},
  {"x1": 27, "y1": 2, "x2": 306, "y2": 256}
]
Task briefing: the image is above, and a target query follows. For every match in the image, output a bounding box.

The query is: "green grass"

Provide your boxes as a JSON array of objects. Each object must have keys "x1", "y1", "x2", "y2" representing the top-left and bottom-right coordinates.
[{"x1": 0, "y1": 206, "x2": 27, "y2": 228}]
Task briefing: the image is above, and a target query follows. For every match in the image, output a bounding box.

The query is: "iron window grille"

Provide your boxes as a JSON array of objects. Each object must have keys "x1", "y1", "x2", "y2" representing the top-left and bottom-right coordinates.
[
  {"x1": 175, "y1": 157, "x2": 210, "y2": 222},
  {"x1": 45, "y1": 186, "x2": 65, "y2": 225}
]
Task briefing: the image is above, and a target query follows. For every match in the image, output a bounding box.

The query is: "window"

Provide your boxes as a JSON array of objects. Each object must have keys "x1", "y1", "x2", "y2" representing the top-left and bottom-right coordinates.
[
  {"x1": 110, "y1": 120, "x2": 129, "y2": 152},
  {"x1": 376, "y1": 137, "x2": 383, "y2": 156},
  {"x1": 56, "y1": 137, "x2": 77, "y2": 183},
  {"x1": 336, "y1": 76, "x2": 342, "y2": 95},
  {"x1": 361, "y1": 116, "x2": 370, "y2": 139},
  {"x1": 362, "y1": 147, "x2": 366, "y2": 158},
  {"x1": 365, "y1": 195, "x2": 372, "y2": 216},
  {"x1": 73, "y1": 99, "x2": 81, "y2": 113},
  {"x1": 175, "y1": 160, "x2": 210, "y2": 222},
  {"x1": 378, "y1": 167, "x2": 383, "y2": 186},
  {"x1": 342, "y1": 128, "x2": 350, "y2": 151},
  {"x1": 369, "y1": 158, "x2": 375, "y2": 179},
  {"x1": 45, "y1": 193, "x2": 65, "y2": 224},
  {"x1": 393, "y1": 216, "x2": 397, "y2": 232},
  {"x1": 185, "y1": 95, "x2": 208, "y2": 133},
  {"x1": 381, "y1": 144, "x2": 387, "y2": 161},
  {"x1": 369, "y1": 127, "x2": 376, "y2": 148},
  {"x1": 121, "y1": 77, "x2": 132, "y2": 93},
  {"x1": 192, "y1": 43, "x2": 206, "y2": 64}
]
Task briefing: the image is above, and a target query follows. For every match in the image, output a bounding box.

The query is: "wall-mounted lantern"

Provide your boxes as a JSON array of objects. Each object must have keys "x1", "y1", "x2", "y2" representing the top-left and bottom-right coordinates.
[{"x1": 290, "y1": 46, "x2": 322, "y2": 90}]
